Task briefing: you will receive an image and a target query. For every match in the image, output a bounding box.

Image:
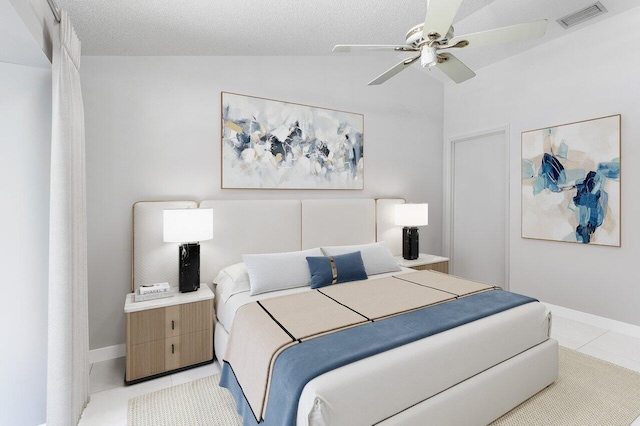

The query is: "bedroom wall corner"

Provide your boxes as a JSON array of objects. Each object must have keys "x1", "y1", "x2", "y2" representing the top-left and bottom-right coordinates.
[
  {"x1": 444, "y1": 6, "x2": 640, "y2": 326},
  {"x1": 81, "y1": 55, "x2": 445, "y2": 351}
]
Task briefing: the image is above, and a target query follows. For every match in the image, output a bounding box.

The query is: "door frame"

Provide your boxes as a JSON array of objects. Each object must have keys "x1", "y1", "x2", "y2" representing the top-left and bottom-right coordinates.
[{"x1": 443, "y1": 126, "x2": 510, "y2": 290}]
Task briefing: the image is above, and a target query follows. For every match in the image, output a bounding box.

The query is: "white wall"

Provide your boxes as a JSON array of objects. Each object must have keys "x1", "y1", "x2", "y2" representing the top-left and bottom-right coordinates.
[
  {"x1": 0, "y1": 60, "x2": 51, "y2": 425},
  {"x1": 445, "y1": 7, "x2": 640, "y2": 326},
  {"x1": 8, "y1": 0, "x2": 56, "y2": 62},
  {"x1": 1, "y1": 0, "x2": 50, "y2": 68},
  {"x1": 81, "y1": 56, "x2": 444, "y2": 350}
]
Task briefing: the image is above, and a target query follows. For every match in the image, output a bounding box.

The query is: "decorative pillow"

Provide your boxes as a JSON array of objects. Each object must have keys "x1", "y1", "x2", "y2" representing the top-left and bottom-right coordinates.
[
  {"x1": 213, "y1": 262, "x2": 251, "y2": 302},
  {"x1": 306, "y1": 251, "x2": 368, "y2": 289},
  {"x1": 321, "y1": 242, "x2": 401, "y2": 276},
  {"x1": 242, "y1": 248, "x2": 323, "y2": 295}
]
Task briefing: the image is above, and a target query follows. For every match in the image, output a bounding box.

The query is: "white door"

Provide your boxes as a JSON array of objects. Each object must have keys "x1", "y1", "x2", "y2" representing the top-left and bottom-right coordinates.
[{"x1": 451, "y1": 130, "x2": 508, "y2": 288}]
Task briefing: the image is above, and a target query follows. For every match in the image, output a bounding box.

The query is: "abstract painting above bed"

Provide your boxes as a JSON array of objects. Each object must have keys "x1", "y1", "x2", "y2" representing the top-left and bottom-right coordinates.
[
  {"x1": 221, "y1": 92, "x2": 364, "y2": 189},
  {"x1": 521, "y1": 114, "x2": 621, "y2": 246}
]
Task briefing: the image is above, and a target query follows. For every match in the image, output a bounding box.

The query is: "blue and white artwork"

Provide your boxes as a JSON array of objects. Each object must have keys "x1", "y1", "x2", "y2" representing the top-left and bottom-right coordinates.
[
  {"x1": 221, "y1": 92, "x2": 364, "y2": 189},
  {"x1": 522, "y1": 115, "x2": 621, "y2": 246}
]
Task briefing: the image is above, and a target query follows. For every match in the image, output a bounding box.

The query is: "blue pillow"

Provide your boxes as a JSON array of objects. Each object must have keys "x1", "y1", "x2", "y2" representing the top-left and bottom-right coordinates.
[{"x1": 306, "y1": 251, "x2": 368, "y2": 289}]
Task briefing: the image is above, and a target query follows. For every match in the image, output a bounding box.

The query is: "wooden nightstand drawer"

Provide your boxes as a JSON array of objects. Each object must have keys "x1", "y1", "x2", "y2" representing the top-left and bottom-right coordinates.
[
  {"x1": 165, "y1": 329, "x2": 213, "y2": 370},
  {"x1": 124, "y1": 286, "x2": 215, "y2": 384},
  {"x1": 181, "y1": 329, "x2": 213, "y2": 366},
  {"x1": 164, "y1": 300, "x2": 212, "y2": 338},
  {"x1": 127, "y1": 340, "x2": 166, "y2": 381},
  {"x1": 128, "y1": 307, "x2": 166, "y2": 345},
  {"x1": 179, "y1": 300, "x2": 213, "y2": 334}
]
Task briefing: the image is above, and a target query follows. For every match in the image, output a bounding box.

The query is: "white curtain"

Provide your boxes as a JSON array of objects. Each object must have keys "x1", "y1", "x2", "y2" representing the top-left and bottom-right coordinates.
[{"x1": 47, "y1": 9, "x2": 90, "y2": 426}]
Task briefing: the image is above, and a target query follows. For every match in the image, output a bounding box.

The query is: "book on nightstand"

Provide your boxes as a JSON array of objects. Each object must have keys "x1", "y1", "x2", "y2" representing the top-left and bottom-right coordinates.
[
  {"x1": 134, "y1": 289, "x2": 174, "y2": 302},
  {"x1": 138, "y1": 282, "x2": 170, "y2": 295}
]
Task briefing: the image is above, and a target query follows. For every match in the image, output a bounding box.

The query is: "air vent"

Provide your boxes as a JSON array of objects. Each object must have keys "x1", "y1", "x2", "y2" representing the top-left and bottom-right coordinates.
[{"x1": 557, "y1": 2, "x2": 608, "y2": 29}]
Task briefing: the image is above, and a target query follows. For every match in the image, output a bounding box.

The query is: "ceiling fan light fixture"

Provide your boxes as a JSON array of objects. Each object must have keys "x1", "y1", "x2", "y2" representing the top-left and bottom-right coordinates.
[{"x1": 420, "y1": 45, "x2": 438, "y2": 68}]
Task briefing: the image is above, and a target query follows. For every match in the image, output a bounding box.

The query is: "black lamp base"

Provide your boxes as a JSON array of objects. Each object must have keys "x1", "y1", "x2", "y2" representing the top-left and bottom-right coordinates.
[
  {"x1": 179, "y1": 243, "x2": 200, "y2": 293},
  {"x1": 402, "y1": 227, "x2": 419, "y2": 260}
]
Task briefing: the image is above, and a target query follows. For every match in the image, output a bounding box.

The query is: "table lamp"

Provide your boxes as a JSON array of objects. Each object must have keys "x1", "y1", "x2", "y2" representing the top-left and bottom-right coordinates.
[
  {"x1": 163, "y1": 208, "x2": 213, "y2": 292},
  {"x1": 394, "y1": 203, "x2": 428, "y2": 260}
]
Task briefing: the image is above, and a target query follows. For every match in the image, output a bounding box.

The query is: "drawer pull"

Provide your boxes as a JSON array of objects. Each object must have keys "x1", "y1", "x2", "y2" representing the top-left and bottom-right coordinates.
[
  {"x1": 171, "y1": 344, "x2": 175, "y2": 354},
  {"x1": 171, "y1": 320, "x2": 175, "y2": 330}
]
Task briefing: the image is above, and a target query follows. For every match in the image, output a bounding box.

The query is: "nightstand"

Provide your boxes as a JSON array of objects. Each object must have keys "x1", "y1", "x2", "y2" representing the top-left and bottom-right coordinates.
[
  {"x1": 124, "y1": 285, "x2": 214, "y2": 384},
  {"x1": 395, "y1": 254, "x2": 449, "y2": 273}
]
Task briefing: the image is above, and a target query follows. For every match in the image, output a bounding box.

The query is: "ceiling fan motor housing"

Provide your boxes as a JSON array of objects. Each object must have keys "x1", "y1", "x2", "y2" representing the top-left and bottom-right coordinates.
[{"x1": 406, "y1": 24, "x2": 454, "y2": 47}]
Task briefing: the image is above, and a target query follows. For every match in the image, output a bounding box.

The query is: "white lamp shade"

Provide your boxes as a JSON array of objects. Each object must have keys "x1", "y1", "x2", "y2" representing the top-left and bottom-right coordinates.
[
  {"x1": 163, "y1": 208, "x2": 213, "y2": 243},
  {"x1": 394, "y1": 203, "x2": 429, "y2": 227}
]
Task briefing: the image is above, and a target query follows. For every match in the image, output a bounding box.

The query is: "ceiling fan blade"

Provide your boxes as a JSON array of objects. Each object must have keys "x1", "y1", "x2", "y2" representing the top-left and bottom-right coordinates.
[
  {"x1": 333, "y1": 45, "x2": 418, "y2": 53},
  {"x1": 448, "y1": 19, "x2": 548, "y2": 49},
  {"x1": 436, "y1": 53, "x2": 476, "y2": 84},
  {"x1": 422, "y1": 0, "x2": 464, "y2": 41},
  {"x1": 367, "y1": 55, "x2": 422, "y2": 86}
]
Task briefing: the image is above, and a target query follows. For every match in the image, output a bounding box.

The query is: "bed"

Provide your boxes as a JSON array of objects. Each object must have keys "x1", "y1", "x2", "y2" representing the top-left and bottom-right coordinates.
[{"x1": 132, "y1": 198, "x2": 558, "y2": 426}]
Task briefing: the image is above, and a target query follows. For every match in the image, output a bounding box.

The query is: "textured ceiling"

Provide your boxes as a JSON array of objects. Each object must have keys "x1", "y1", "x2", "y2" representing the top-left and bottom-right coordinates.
[
  {"x1": 58, "y1": 0, "x2": 639, "y2": 76},
  {"x1": 57, "y1": 0, "x2": 496, "y2": 56}
]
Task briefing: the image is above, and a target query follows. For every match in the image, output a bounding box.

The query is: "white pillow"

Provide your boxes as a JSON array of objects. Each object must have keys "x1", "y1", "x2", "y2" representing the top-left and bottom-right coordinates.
[
  {"x1": 213, "y1": 262, "x2": 251, "y2": 302},
  {"x1": 321, "y1": 242, "x2": 400, "y2": 276},
  {"x1": 242, "y1": 248, "x2": 323, "y2": 295}
]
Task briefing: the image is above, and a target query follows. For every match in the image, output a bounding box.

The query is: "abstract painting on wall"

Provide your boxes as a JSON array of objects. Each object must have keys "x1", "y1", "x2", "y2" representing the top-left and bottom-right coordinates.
[
  {"x1": 221, "y1": 92, "x2": 364, "y2": 189},
  {"x1": 521, "y1": 115, "x2": 621, "y2": 246}
]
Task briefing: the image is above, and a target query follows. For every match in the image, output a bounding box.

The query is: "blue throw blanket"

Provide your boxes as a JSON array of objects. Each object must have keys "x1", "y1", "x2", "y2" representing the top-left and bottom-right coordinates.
[{"x1": 220, "y1": 289, "x2": 536, "y2": 425}]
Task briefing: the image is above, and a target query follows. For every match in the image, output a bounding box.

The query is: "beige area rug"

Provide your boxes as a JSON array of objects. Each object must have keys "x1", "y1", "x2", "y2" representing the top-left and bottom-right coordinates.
[
  {"x1": 128, "y1": 374, "x2": 242, "y2": 426},
  {"x1": 128, "y1": 348, "x2": 640, "y2": 426},
  {"x1": 490, "y1": 347, "x2": 640, "y2": 425}
]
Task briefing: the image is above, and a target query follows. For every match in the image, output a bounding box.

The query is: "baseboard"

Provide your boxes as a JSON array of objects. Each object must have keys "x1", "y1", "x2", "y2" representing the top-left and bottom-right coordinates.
[
  {"x1": 89, "y1": 343, "x2": 126, "y2": 364},
  {"x1": 543, "y1": 302, "x2": 640, "y2": 339}
]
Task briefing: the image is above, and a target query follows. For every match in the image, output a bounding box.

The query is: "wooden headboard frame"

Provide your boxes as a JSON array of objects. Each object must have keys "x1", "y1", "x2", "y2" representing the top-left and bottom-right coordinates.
[{"x1": 131, "y1": 198, "x2": 405, "y2": 292}]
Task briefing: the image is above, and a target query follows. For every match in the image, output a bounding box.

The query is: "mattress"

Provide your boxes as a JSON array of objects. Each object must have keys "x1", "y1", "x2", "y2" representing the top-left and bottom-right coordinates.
[{"x1": 213, "y1": 272, "x2": 552, "y2": 425}]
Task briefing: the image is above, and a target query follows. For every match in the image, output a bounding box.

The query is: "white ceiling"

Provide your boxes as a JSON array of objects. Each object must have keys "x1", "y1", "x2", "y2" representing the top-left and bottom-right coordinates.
[
  {"x1": 58, "y1": 0, "x2": 638, "y2": 74},
  {"x1": 443, "y1": 0, "x2": 639, "y2": 74}
]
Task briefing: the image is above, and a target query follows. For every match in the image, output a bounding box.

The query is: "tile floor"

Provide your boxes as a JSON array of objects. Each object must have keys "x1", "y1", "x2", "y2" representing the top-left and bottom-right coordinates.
[{"x1": 79, "y1": 311, "x2": 640, "y2": 425}]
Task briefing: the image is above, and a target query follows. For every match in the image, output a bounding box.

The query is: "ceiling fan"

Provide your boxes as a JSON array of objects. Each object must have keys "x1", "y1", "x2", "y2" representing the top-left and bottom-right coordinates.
[{"x1": 333, "y1": 0, "x2": 547, "y2": 85}]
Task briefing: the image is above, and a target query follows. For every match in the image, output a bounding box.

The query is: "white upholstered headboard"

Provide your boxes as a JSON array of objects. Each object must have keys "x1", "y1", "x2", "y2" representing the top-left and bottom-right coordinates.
[
  {"x1": 198, "y1": 199, "x2": 302, "y2": 291},
  {"x1": 131, "y1": 198, "x2": 405, "y2": 292},
  {"x1": 301, "y1": 199, "x2": 376, "y2": 249}
]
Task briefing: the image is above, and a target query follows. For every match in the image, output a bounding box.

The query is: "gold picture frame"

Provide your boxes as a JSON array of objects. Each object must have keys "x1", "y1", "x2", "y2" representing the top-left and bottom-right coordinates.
[
  {"x1": 521, "y1": 114, "x2": 621, "y2": 246},
  {"x1": 220, "y1": 92, "x2": 364, "y2": 190}
]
